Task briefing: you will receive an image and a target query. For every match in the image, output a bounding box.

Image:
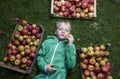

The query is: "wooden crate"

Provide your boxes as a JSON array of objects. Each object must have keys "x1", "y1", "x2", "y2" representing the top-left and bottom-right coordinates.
[
  {"x1": 0, "y1": 19, "x2": 44, "y2": 74},
  {"x1": 77, "y1": 44, "x2": 113, "y2": 79},
  {"x1": 51, "y1": 0, "x2": 97, "y2": 19}
]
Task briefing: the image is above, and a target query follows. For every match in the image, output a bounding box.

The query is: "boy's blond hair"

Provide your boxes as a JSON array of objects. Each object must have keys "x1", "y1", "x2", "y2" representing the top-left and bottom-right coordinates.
[{"x1": 56, "y1": 20, "x2": 71, "y2": 31}]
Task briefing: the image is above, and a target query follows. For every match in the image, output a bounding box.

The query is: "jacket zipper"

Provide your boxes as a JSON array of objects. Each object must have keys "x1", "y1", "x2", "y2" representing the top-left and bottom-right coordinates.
[
  {"x1": 46, "y1": 41, "x2": 61, "y2": 79},
  {"x1": 57, "y1": 73, "x2": 61, "y2": 79}
]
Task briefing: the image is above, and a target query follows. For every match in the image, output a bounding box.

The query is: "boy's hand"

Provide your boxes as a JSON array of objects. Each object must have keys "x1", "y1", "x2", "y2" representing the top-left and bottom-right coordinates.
[
  {"x1": 65, "y1": 34, "x2": 74, "y2": 45},
  {"x1": 46, "y1": 64, "x2": 57, "y2": 73}
]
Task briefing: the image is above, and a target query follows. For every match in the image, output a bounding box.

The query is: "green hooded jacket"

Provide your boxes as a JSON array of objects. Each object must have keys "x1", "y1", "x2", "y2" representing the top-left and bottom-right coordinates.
[{"x1": 34, "y1": 36, "x2": 76, "y2": 79}]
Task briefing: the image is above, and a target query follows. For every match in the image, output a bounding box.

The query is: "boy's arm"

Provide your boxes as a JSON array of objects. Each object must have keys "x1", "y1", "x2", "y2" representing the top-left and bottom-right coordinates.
[
  {"x1": 65, "y1": 44, "x2": 76, "y2": 69},
  {"x1": 37, "y1": 41, "x2": 47, "y2": 72}
]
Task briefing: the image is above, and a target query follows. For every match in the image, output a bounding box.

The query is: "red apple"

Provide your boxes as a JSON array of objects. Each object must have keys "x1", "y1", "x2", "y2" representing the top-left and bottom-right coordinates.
[
  {"x1": 98, "y1": 51, "x2": 105, "y2": 57},
  {"x1": 97, "y1": 73, "x2": 105, "y2": 79},
  {"x1": 36, "y1": 34, "x2": 41, "y2": 38},
  {"x1": 22, "y1": 29, "x2": 28, "y2": 35},
  {"x1": 81, "y1": 63, "x2": 87, "y2": 70},
  {"x1": 26, "y1": 37, "x2": 32, "y2": 44},
  {"x1": 25, "y1": 48, "x2": 31, "y2": 55},
  {"x1": 101, "y1": 65, "x2": 109, "y2": 73},
  {"x1": 21, "y1": 57, "x2": 28, "y2": 64},
  {"x1": 16, "y1": 54, "x2": 22, "y2": 59},
  {"x1": 88, "y1": 6, "x2": 94, "y2": 12},
  {"x1": 63, "y1": 11, "x2": 69, "y2": 17},
  {"x1": 56, "y1": 1, "x2": 62, "y2": 7},
  {"x1": 76, "y1": 2, "x2": 82, "y2": 7},
  {"x1": 82, "y1": 1, "x2": 88, "y2": 9},
  {"x1": 21, "y1": 40, "x2": 27, "y2": 45},
  {"x1": 61, "y1": 5, "x2": 66, "y2": 12},
  {"x1": 106, "y1": 62, "x2": 111, "y2": 70},
  {"x1": 104, "y1": 51, "x2": 110, "y2": 56},
  {"x1": 11, "y1": 45, "x2": 17, "y2": 50},
  {"x1": 75, "y1": 8, "x2": 81, "y2": 13},
  {"x1": 11, "y1": 49, "x2": 18, "y2": 55},
  {"x1": 88, "y1": 64, "x2": 94, "y2": 71},
  {"x1": 90, "y1": 71, "x2": 96, "y2": 76},
  {"x1": 84, "y1": 70, "x2": 90, "y2": 76},
  {"x1": 21, "y1": 20, "x2": 27, "y2": 25},
  {"x1": 30, "y1": 36, "x2": 36, "y2": 41},
  {"x1": 94, "y1": 46, "x2": 100, "y2": 51},
  {"x1": 13, "y1": 40, "x2": 20, "y2": 45},
  {"x1": 65, "y1": 1, "x2": 71, "y2": 8},
  {"x1": 89, "y1": 58, "x2": 96, "y2": 65},
  {"x1": 27, "y1": 25, "x2": 33, "y2": 31},
  {"x1": 69, "y1": 5, "x2": 76, "y2": 13},
  {"x1": 91, "y1": 75, "x2": 97, "y2": 79},
  {"x1": 7, "y1": 49, "x2": 12, "y2": 55},
  {"x1": 71, "y1": 12, "x2": 77, "y2": 18},
  {"x1": 27, "y1": 60, "x2": 32, "y2": 66},
  {"x1": 54, "y1": 6, "x2": 60, "y2": 12},
  {"x1": 89, "y1": 0, "x2": 94, "y2": 4},
  {"x1": 7, "y1": 42, "x2": 13, "y2": 48},
  {"x1": 14, "y1": 31, "x2": 20, "y2": 38},
  {"x1": 83, "y1": 59, "x2": 89, "y2": 64},
  {"x1": 30, "y1": 52, "x2": 36, "y2": 58},
  {"x1": 32, "y1": 28, "x2": 38, "y2": 35},
  {"x1": 94, "y1": 66, "x2": 101, "y2": 73}
]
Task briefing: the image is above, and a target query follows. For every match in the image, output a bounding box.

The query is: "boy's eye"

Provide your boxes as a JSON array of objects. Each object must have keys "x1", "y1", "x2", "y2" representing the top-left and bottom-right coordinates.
[
  {"x1": 58, "y1": 28, "x2": 70, "y2": 32},
  {"x1": 59, "y1": 28, "x2": 62, "y2": 30}
]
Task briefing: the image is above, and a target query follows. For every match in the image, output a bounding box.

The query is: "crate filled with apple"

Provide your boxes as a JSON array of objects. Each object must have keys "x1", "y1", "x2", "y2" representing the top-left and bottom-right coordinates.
[
  {"x1": 78, "y1": 44, "x2": 113, "y2": 79},
  {"x1": 51, "y1": 0, "x2": 96, "y2": 19},
  {"x1": 0, "y1": 19, "x2": 44, "y2": 74}
]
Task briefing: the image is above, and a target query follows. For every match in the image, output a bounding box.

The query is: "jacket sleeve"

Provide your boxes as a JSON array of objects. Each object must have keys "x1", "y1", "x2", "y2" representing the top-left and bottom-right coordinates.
[
  {"x1": 65, "y1": 44, "x2": 76, "y2": 69},
  {"x1": 37, "y1": 41, "x2": 47, "y2": 72}
]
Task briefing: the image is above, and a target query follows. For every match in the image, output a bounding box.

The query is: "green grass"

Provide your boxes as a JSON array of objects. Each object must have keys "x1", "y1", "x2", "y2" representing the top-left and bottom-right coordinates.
[{"x1": 0, "y1": 0, "x2": 120, "y2": 79}]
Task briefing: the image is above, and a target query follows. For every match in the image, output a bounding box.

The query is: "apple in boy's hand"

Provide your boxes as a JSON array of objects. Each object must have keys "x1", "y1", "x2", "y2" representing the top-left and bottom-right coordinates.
[{"x1": 65, "y1": 34, "x2": 74, "y2": 45}]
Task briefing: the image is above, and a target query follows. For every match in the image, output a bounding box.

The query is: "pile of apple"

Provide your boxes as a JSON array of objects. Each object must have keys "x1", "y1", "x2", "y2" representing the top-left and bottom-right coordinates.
[
  {"x1": 3, "y1": 19, "x2": 43, "y2": 71},
  {"x1": 53, "y1": 0, "x2": 95, "y2": 18},
  {"x1": 79, "y1": 45, "x2": 113, "y2": 79}
]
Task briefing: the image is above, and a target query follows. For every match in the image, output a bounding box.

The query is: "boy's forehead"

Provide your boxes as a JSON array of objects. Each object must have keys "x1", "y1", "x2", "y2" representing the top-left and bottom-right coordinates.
[{"x1": 58, "y1": 23, "x2": 70, "y2": 29}]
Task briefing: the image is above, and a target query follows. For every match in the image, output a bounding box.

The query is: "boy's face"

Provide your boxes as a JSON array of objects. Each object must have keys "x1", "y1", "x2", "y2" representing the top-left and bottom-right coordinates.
[{"x1": 55, "y1": 23, "x2": 71, "y2": 40}]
